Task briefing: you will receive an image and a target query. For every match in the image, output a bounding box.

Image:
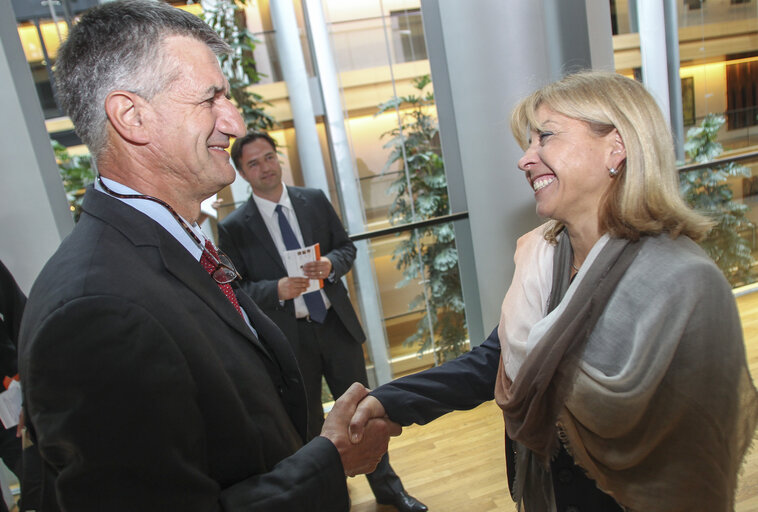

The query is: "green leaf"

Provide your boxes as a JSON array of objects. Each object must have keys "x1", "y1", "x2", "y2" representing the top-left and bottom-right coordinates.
[
  {"x1": 377, "y1": 75, "x2": 468, "y2": 362},
  {"x1": 683, "y1": 114, "x2": 755, "y2": 286}
]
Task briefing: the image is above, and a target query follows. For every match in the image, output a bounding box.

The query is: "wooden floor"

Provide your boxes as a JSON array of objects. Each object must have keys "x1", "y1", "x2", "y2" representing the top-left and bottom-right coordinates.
[{"x1": 347, "y1": 291, "x2": 758, "y2": 512}]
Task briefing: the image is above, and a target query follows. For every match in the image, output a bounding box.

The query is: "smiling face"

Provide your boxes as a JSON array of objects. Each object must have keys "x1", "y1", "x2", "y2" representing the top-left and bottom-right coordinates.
[
  {"x1": 237, "y1": 137, "x2": 284, "y2": 202},
  {"x1": 143, "y1": 35, "x2": 245, "y2": 204},
  {"x1": 517, "y1": 105, "x2": 622, "y2": 233}
]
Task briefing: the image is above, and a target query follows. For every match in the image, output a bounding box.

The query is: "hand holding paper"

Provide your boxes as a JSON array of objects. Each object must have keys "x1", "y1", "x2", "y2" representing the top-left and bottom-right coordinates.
[
  {"x1": 0, "y1": 380, "x2": 22, "y2": 429},
  {"x1": 302, "y1": 257, "x2": 332, "y2": 281},
  {"x1": 282, "y1": 243, "x2": 325, "y2": 294}
]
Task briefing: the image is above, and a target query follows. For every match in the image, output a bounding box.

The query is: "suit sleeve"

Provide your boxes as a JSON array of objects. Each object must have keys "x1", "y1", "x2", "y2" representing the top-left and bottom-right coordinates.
[
  {"x1": 316, "y1": 191, "x2": 356, "y2": 281},
  {"x1": 21, "y1": 296, "x2": 347, "y2": 512},
  {"x1": 219, "y1": 436, "x2": 348, "y2": 511},
  {"x1": 0, "y1": 261, "x2": 24, "y2": 378},
  {"x1": 372, "y1": 327, "x2": 501, "y2": 426},
  {"x1": 0, "y1": 261, "x2": 25, "y2": 345},
  {"x1": 218, "y1": 221, "x2": 282, "y2": 309}
]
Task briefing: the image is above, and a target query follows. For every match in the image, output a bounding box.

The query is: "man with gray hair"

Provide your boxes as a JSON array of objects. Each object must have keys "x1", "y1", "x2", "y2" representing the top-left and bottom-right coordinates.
[{"x1": 19, "y1": 1, "x2": 398, "y2": 510}]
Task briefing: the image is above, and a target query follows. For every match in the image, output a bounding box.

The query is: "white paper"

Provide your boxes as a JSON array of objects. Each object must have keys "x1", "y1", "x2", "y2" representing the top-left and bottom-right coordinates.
[
  {"x1": 199, "y1": 194, "x2": 219, "y2": 220},
  {"x1": 282, "y1": 243, "x2": 322, "y2": 294},
  {"x1": 0, "y1": 380, "x2": 22, "y2": 429}
]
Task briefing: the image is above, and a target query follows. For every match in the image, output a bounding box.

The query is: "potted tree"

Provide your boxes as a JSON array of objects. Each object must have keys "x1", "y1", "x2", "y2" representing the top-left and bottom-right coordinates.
[
  {"x1": 377, "y1": 75, "x2": 467, "y2": 363},
  {"x1": 680, "y1": 113, "x2": 755, "y2": 286}
]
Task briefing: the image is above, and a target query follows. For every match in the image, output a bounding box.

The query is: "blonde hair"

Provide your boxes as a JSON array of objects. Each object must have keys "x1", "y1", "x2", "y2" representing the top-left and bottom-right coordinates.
[{"x1": 510, "y1": 70, "x2": 713, "y2": 242}]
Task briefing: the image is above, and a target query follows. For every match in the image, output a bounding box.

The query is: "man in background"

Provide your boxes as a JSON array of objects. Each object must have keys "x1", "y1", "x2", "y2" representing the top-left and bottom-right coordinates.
[
  {"x1": 18, "y1": 2, "x2": 396, "y2": 510},
  {"x1": 0, "y1": 260, "x2": 37, "y2": 512},
  {"x1": 218, "y1": 132, "x2": 427, "y2": 512}
]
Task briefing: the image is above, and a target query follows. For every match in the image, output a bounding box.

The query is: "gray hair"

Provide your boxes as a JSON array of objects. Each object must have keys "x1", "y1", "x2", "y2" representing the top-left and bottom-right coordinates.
[{"x1": 54, "y1": 0, "x2": 230, "y2": 159}]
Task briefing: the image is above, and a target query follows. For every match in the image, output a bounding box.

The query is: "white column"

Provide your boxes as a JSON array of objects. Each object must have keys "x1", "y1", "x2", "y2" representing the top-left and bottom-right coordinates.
[
  {"x1": 0, "y1": 2, "x2": 72, "y2": 293},
  {"x1": 302, "y1": 0, "x2": 393, "y2": 385},
  {"x1": 638, "y1": 0, "x2": 672, "y2": 127},
  {"x1": 664, "y1": 0, "x2": 685, "y2": 160},
  {"x1": 268, "y1": 0, "x2": 331, "y2": 195},
  {"x1": 420, "y1": 0, "x2": 613, "y2": 339},
  {"x1": 586, "y1": 0, "x2": 616, "y2": 71}
]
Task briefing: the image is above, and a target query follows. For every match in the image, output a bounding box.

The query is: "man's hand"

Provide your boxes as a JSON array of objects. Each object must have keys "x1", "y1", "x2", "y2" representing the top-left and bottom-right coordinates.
[
  {"x1": 303, "y1": 257, "x2": 332, "y2": 281},
  {"x1": 348, "y1": 394, "x2": 388, "y2": 444},
  {"x1": 277, "y1": 277, "x2": 310, "y2": 300},
  {"x1": 320, "y1": 383, "x2": 401, "y2": 477}
]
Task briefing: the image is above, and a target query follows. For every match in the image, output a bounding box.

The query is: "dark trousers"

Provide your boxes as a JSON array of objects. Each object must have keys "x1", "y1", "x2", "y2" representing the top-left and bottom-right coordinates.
[
  {"x1": 0, "y1": 427, "x2": 20, "y2": 512},
  {"x1": 506, "y1": 432, "x2": 623, "y2": 512},
  {"x1": 20, "y1": 443, "x2": 43, "y2": 512},
  {"x1": 550, "y1": 444, "x2": 623, "y2": 512},
  {"x1": 294, "y1": 309, "x2": 404, "y2": 500},
  {"x1": 0, "y1": 426, "x2": 43, "y2": 512}
]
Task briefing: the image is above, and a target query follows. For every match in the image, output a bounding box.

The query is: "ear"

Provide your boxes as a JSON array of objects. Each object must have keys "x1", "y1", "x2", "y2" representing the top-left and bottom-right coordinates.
[
  {"x1": 608, "y1": 129, "x2": 627, "y2": 170},
  {"x1": 104, "y1": 91, "x2": 150, "y2": 145}
]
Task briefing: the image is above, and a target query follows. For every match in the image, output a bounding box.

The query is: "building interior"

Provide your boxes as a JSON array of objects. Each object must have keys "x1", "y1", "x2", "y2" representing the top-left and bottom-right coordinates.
[{"x1": 4, "y1": 0, "x2": 758, "y2": 509}]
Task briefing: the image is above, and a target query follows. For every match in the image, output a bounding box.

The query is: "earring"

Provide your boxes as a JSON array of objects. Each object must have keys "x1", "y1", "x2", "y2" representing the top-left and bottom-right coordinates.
[{"x1": 609, "y1": 167, "x2": 619, "y2": 178}]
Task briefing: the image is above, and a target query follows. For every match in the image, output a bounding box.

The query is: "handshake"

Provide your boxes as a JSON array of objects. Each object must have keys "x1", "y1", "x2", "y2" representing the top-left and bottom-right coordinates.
[{"x1": 319, "y1": 382, "x2": 398, "y2": 477}]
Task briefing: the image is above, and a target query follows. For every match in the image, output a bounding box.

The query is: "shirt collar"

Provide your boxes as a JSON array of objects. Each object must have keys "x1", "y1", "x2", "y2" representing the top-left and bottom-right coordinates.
[
  {"x1": 252, "y1": 183, "x2": 293, "y2": 218},
  {"x1": 94, "y1": 176, "x2": 206, "y2": 261}
]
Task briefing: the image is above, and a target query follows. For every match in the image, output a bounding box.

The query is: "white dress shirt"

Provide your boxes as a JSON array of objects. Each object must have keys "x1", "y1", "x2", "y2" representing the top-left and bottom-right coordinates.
[{"x1": 252, "y1": 184, "x2": 332, "y2": 318}]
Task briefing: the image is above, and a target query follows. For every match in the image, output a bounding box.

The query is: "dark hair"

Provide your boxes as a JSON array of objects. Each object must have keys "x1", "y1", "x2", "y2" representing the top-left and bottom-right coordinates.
[
  {"x1": 230, "y1": 131, "x2": 278, "y2": 170},
  {"x1": 55, "y1": 0, "x2": 230, "y2": 159}
]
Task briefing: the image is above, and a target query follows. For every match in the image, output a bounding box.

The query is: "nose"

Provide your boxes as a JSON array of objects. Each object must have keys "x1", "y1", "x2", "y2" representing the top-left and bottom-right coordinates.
[
  {"x1": 218, "y1": 97, "x2": 245, "y2": 138},
  {"x1": 263, "y1": 158, "x2": 278, "y2": 171},
  {"x1": 517, "y1": 144, "x2": 538, "y2": 173}
]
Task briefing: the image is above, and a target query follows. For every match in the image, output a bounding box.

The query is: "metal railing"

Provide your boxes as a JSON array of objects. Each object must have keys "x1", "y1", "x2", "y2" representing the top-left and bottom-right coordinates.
[
  {"x1": 346, "y1": 150, "x2": 758, "y2": 243},
  {"x1": 677, "y1": 149, "x2": 758, "y2": 173},
  {"x1": 348, "y1": 211, "x2": 469, "y2": 242}
]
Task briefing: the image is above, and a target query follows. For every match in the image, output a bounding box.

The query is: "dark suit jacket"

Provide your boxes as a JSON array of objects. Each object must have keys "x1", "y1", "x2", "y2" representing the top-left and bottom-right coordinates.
[
  {"x1": 18, "y1": 188, "x2": 349, "y2": 512},
  {"x1": 0, "y1": 260, "x2": 24, "y2": 379},
  {"x1": 218, "y1": 187, "x2": 364, "y2": 347}
]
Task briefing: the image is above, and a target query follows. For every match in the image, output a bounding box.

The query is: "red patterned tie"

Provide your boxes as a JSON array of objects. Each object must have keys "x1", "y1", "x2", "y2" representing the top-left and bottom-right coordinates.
[{"x1": 200, "y1": 240, "x2": 243, "y2": 318}]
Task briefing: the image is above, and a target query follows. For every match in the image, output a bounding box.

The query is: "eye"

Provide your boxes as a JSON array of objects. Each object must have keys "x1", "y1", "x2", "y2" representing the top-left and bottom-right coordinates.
[{"x1": 538, "y1": 131, "x2": 553, "y2": 145}]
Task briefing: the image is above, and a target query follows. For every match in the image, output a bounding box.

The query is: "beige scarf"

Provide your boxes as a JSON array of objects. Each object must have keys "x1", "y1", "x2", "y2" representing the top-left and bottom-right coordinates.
[{"x1": 495, "y1": 226, "x2": 758, "y2": 512}]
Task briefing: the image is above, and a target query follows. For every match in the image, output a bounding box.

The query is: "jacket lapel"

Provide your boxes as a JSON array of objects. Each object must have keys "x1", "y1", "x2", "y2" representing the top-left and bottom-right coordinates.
[
  {"x1": 236, "y1": 289, "x2": 309, "y2": 439},
  {"x1": 242, "y1": 199, "x2": 287, "y2": 274},
  {"x1": 82, "y1": 189, "x2": 272, "y2": 359},
  {"x1": 157, "y1": 242, "x2": 271, "y2": 356},
  {"x1": 289, "y1": 188, "x2": 314, "y2": 247}
]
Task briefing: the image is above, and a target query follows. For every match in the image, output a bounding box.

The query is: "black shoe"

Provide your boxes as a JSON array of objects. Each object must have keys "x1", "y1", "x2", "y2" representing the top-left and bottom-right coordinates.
[{"x1": 377, "y1": 491, "x2": 428, "y2": 512}]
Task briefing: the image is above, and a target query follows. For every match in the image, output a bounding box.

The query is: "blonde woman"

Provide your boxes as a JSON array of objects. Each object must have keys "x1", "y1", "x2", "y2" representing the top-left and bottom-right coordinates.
[{"x1": 351, "y1": 71, "x2": 758, "y2": 511}]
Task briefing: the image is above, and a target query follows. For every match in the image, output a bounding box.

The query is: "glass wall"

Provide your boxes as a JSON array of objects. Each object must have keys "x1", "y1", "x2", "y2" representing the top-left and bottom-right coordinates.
[
  {"x1": 680, "y1": 151, "x2": 758, "y2": 288},
  {"x1": 16, "y1": 20, "x2": 68, "y2": 119},
  {"x1": 321, "y1": 1, "x2": 469, "y2": 374},
  {"x1": 612, "y1": 0, "x2": 758, "y2": 158},
  {"x1": 238, "y1": 0, "x2": 466, "y2": 380},
  {"x1": 610, "y1": 1, "x2": 758, "y2": 291},
  {"x1": 14, "y1": 0, "x2": 202, "y2": 152}
]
